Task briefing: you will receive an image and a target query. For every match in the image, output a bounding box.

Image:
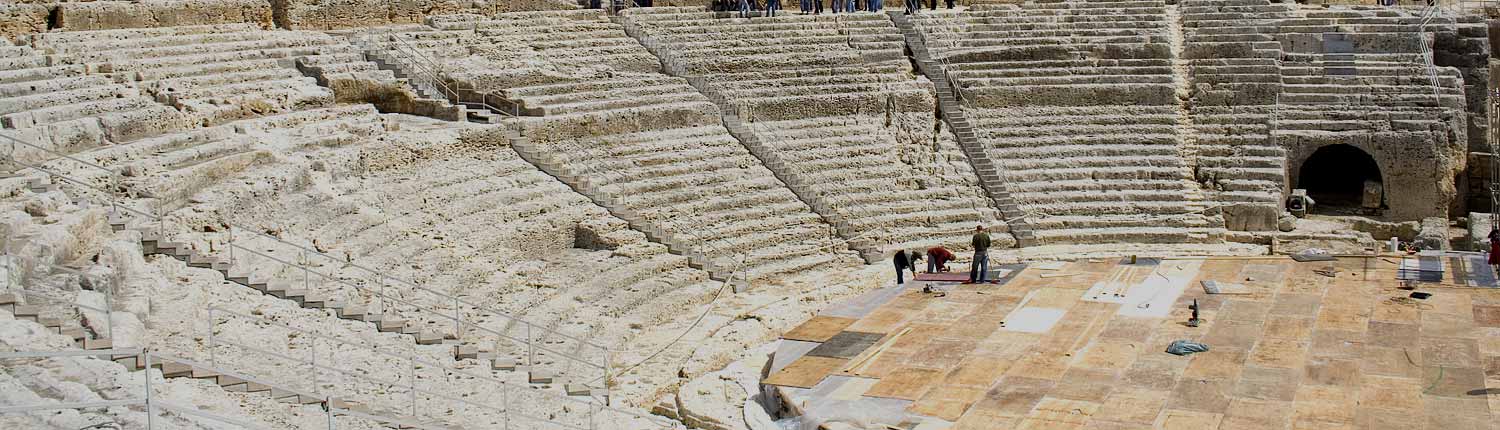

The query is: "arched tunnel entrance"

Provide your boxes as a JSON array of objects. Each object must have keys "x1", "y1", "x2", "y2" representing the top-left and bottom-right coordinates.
[{"x1": 1297, "y1": 144, "x2": 1383, "y2": 211}]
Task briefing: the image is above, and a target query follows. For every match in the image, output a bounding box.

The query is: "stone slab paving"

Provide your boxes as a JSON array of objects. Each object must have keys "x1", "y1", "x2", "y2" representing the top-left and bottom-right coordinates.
[{"x1": 766, "y1": 254, "x2": 1500, "y2": 429}]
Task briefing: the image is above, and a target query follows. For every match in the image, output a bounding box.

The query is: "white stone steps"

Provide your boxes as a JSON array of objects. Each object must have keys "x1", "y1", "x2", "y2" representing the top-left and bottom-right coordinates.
[
  {"x1": 0, "y1": 64, "x2": 88, "y2": 85},
  {"x1": 0, "y1": 84, "x2": 137, "y2": 116},
  {"x1": 60, "y1": 36, "x2": 342, "y2": 64},
  {"x1": 0, "y1": 75, "x2": 114, "y2": 99},
  {"x1": 503, "y1": 76, "x2": 684, "y2": 98},
  {"x1": 0, "y1": 96, "x2": 159, "y2": 129}
]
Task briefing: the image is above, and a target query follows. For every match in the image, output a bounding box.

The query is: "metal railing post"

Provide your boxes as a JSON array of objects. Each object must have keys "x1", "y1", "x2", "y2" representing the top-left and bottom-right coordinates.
[
  {"x1": 207, "y1": 307, "x2": 216, "y2": 367},
  {"x1": 228, "y1": 225, "x2": 234, "y2": 265},
  {"x1": 325, "y1": 396, "x2": 336, "y2": 430},
  {"x1": 526, "y1": 324, "x2": 535, "y2": 367},
  {"x1": 311, "y1": 335, "x2": 318, "y2": 392},
  {"x1": 409, "y1": 356, "x2": 417, "y2": 418},
  {"x1": 144, "y1": 352, "x2": 154, "y2": 429}
]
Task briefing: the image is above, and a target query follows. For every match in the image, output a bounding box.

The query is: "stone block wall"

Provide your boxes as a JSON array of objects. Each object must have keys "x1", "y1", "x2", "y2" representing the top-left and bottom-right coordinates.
[
  {"x1": 1285, "y1": 128, "x2": 1467, "y2": 220},
  {"x1": 0, "y1": 4, "x2": 48, "y2": 41},
  {"x1": 270, "y1": 0, "x2": 577, "y2": 30},
  {"x1": 56, "y1": 0, "x2": 274, "y2": 31}
]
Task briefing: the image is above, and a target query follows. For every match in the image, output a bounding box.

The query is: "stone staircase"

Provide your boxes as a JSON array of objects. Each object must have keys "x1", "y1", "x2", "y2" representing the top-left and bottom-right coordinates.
[
  {"x1": 616, "y1": 15, "x2": 879, "y2": 262},
  {"x1": 505, "y1": 127, "x2": 748, "y2": 289},
  {"x1": 104, "y1": 210, "x2": 607, "y2": 398},
  {"x1": 0, "y1": 292, "x2": 115, "y2": 351},
  {"x1": 616, "y1": 13, "x2": 879, "y2": 262},
  {"x1": 8, "y1": 143, "x2": 611, "y2": 400},
  {"x1": 1180, "y1": 0, "x2": 1296, "y2": 230},
  {"x1": 907, "y1": 2, "x2": 1231, "y2": 246},
  {"x1": 889, "y1": 11, "x2": 1038, "y2": 247},
  {"x1": 352, "y1": 34, "x2": 507, "y2": 125}
]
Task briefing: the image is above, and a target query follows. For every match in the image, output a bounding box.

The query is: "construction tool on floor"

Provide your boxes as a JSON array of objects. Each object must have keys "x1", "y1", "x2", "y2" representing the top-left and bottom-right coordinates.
[
  {"x1": 1090, "y1": 263, "x2": 1139, "y2": 300},
  {"x1": 1187, "y1": 299, "x2": 1202, "y2": 327}
]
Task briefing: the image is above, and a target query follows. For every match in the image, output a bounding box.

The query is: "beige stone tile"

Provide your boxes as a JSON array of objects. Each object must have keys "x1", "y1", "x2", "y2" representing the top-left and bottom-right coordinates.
[
  {"x1": 1202, "y1": 319, "x2": 1266, "y2": 350},
  {"x1": 1097, "y1": 316, "x2": 1156, "y2": 343},
  {"x1": 1221, "y1": 398, "x2": 1293, "y2": 430},
  {"x1": 1220, "y1": 299, "x2": 1273, "y2": 322},
  {"x1": 1155, "y1": 409, "x2": 1223, "y2": 430},
  {"x1": 1271, "y1": 293, "x2": 1323, "y2": 317},
  {"x1": 1371, "y1": 297, "x2": 1421, "y2": 323},
  {"x1": 1357, "y1": 375, "x2": 1424, "y2": 412},
  {"x1": 1264, "y1": 317, "x2": 1314, "y2": 341},
  {"x1": 1361, "y1": 346, "x2": 1422, "y2": 378},
  {"x1": 1049, "y1": 367, "x2": 1118, "y2": 403},
  {"x1": 1167, "y1": 377, "x2": 1233, "y2": 413},
  {"x1": 1183, "y1": 347, "x2": 1247, "y2": 380},
  {"x1": 1250, "y1": 338, "x2": 1309, "y2": 369},
  {"x1": 1353, "y1": 407, "x2": 1424, "y2": 430},
  {"x1": 1309, "y1": 329, "x2": 1364, "y2": 359},
  {"x1": 1421, "y1": 311, "x2": 1478, "y2": 339},
  {"x1": 1094, "y1": 388, "x2": 1170, "y2": 425},
  {"x1": 1420, "y1": 366, "x2": 1487, "y2": 398},
  {"x1": 1121, "y1": 356, "x2": 1187, "y2": 391},
  {"x1": 1303, "y1": 357, "x2": 1361, "y2": 387},
  {"x1": 1015, "y1": 397, "x2": 1099, "y2": 430},
  {"x1": 1366, "y1": 321, "x2": 1419, "y2": 349},
  {"x1": 1071, "y1": 339, "x2": 1141, "y2": 371},
  {"x1": 1234, "y1": 365, "x2": 1301, "y2": 401},
  {"x1": 1315, "y1": 304, "x2": 1370, "y2": 333},
  {"x1": 1422, "y1": 336, "x2": 1482, "y2": 368},
  {"x1": 1292, "y1": 385, "x2": 1356, "y2": 426}
]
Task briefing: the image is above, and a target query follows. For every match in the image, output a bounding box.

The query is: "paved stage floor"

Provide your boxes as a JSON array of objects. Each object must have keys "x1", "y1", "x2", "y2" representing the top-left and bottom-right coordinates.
[{"x1": 764, "y1": 252, "x2": 1500, "y2": 429}]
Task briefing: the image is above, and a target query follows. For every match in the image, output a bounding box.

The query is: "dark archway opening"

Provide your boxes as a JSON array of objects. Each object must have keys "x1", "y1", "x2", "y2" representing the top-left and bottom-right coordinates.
[{"x1": 1297, "y1": 144, "x2": 1382, "y2": 210}]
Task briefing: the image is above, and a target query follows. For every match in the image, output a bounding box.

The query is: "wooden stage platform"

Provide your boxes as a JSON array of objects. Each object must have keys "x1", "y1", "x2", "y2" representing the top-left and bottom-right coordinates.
[{"x1": 763, "y1": 252, "x2": 1500, "y2": 429}]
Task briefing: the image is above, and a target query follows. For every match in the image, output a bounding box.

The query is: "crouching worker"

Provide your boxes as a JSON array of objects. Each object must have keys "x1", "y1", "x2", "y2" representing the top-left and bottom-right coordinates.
[
  {"x1": 893, "y1": 249, "x2": 921, "y2": 286},
  {"x1": 926, "y1": 246, "x2": 954, "y2": 273}
]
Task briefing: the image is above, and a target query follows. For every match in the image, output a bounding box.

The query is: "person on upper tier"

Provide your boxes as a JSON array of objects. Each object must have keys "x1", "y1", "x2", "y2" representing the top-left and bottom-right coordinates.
[
  {"x1": 926, "y1": 246, "x2": 954, "y2": 273},
  {"x1": 966, "y1": 225, "x2": 994, "y2": 284},
  {"x1": 801, "y1": 0, "x2": 812, "y2": 13},
  {"x1": 831, "y1": 0, "x2": 843, "y2": 13},
  {"x1": 893, "y1": 249, "x2": 922, "y2": 285},
  {"x1": 767, "y1": 0, "x2": 782, "y2": 16}
]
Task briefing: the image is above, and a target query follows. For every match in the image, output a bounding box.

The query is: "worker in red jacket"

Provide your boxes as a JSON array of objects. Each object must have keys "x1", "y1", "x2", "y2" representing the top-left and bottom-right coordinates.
[{"x1": 926, "y1": 246, "x2": 954, "y2": 273}]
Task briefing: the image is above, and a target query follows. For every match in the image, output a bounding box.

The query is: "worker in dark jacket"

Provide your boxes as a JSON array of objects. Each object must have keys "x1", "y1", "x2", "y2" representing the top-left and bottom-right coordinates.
[
  {"x1": 893, "y1": 249, "x2": 921, "y2": 285},
  {"x1": 926, "y1": 247, "x2": 954, "y2": 273},
  {"x1": 967, "y1": 225, "x2": 993, "y2": 284}
]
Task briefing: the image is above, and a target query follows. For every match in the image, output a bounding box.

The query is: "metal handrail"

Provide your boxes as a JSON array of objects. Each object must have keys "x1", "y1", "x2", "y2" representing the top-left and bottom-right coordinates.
[
  {"x1": 1415, "y1": 3, "x2": 1445, "y2": 105},
  {"x1": 0, "y1": 131, "x2": 611, "y2": 389},
  {"x1": 0, "y1": 349, "x2": 361, "y2": 430},
  {"x1": 208, "y1": 307, "x2": 677, "y2": 429},
  {"x1": 373, "y1": 33, "x2": 519, "y2": 118},
  {"x1": 0, "y1": 132, "x2": 681, "y2": 430}
]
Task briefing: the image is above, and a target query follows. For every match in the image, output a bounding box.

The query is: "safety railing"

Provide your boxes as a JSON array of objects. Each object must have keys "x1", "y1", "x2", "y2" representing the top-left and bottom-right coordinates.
[
  {"x1": 0, "y1": 349, "x2": 446, "y2": 430},
  {"x1": 361, "y1": 33, "x2": 520, "y2": 118},
  {"x1": 0, "y1": 131, "x2": 612, "y2": 393},
  {"x1": 206, "y1": 307, "x2": 677, "y2": 430},
  {"x1": 2, "y1": 259, "x2": 117, "y2": 342},
  {"x1": 1415, "y1": 3, "x2": 1445, "y2": 105}
]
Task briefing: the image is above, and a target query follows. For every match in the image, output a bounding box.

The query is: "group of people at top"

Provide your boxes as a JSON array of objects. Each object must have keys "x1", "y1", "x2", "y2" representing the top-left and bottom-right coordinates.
[
  {"x1": 725, "y1": 0, "x2": 955, "y2": 18},
  {"x1": 892, "y1": 225, "x2": 998, "y2": 286}
]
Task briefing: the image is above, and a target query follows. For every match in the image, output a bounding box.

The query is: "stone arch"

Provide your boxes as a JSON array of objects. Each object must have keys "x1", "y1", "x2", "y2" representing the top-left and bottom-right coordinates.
[{"x1": 1292, "y1": 144, "x2": 1383, "y2": 210}]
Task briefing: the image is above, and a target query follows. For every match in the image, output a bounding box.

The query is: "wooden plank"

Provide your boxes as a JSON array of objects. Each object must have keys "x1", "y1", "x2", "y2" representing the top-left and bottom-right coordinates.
[
  {"x1": 763, "y1": 356, "x2": 849, "y2": 389},
  {"x1": 782, "y1": 315, "x2": 856, "y2": 342}
]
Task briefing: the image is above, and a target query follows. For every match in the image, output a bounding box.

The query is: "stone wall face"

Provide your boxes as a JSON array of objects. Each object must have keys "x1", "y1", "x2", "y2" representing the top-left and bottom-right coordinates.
[
  {"x1": 271, "y1": 0, "x2": 576, "y2": 30},
  {"x1": 1285, "y1": 130, "x2": 1466, "y2": 220},
  {"x1": 0, "y1": 4, "x2": 48, "y2": 41},
  {"x1": 57, "y1": 0, "x2": 274, "y2": 31}
]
